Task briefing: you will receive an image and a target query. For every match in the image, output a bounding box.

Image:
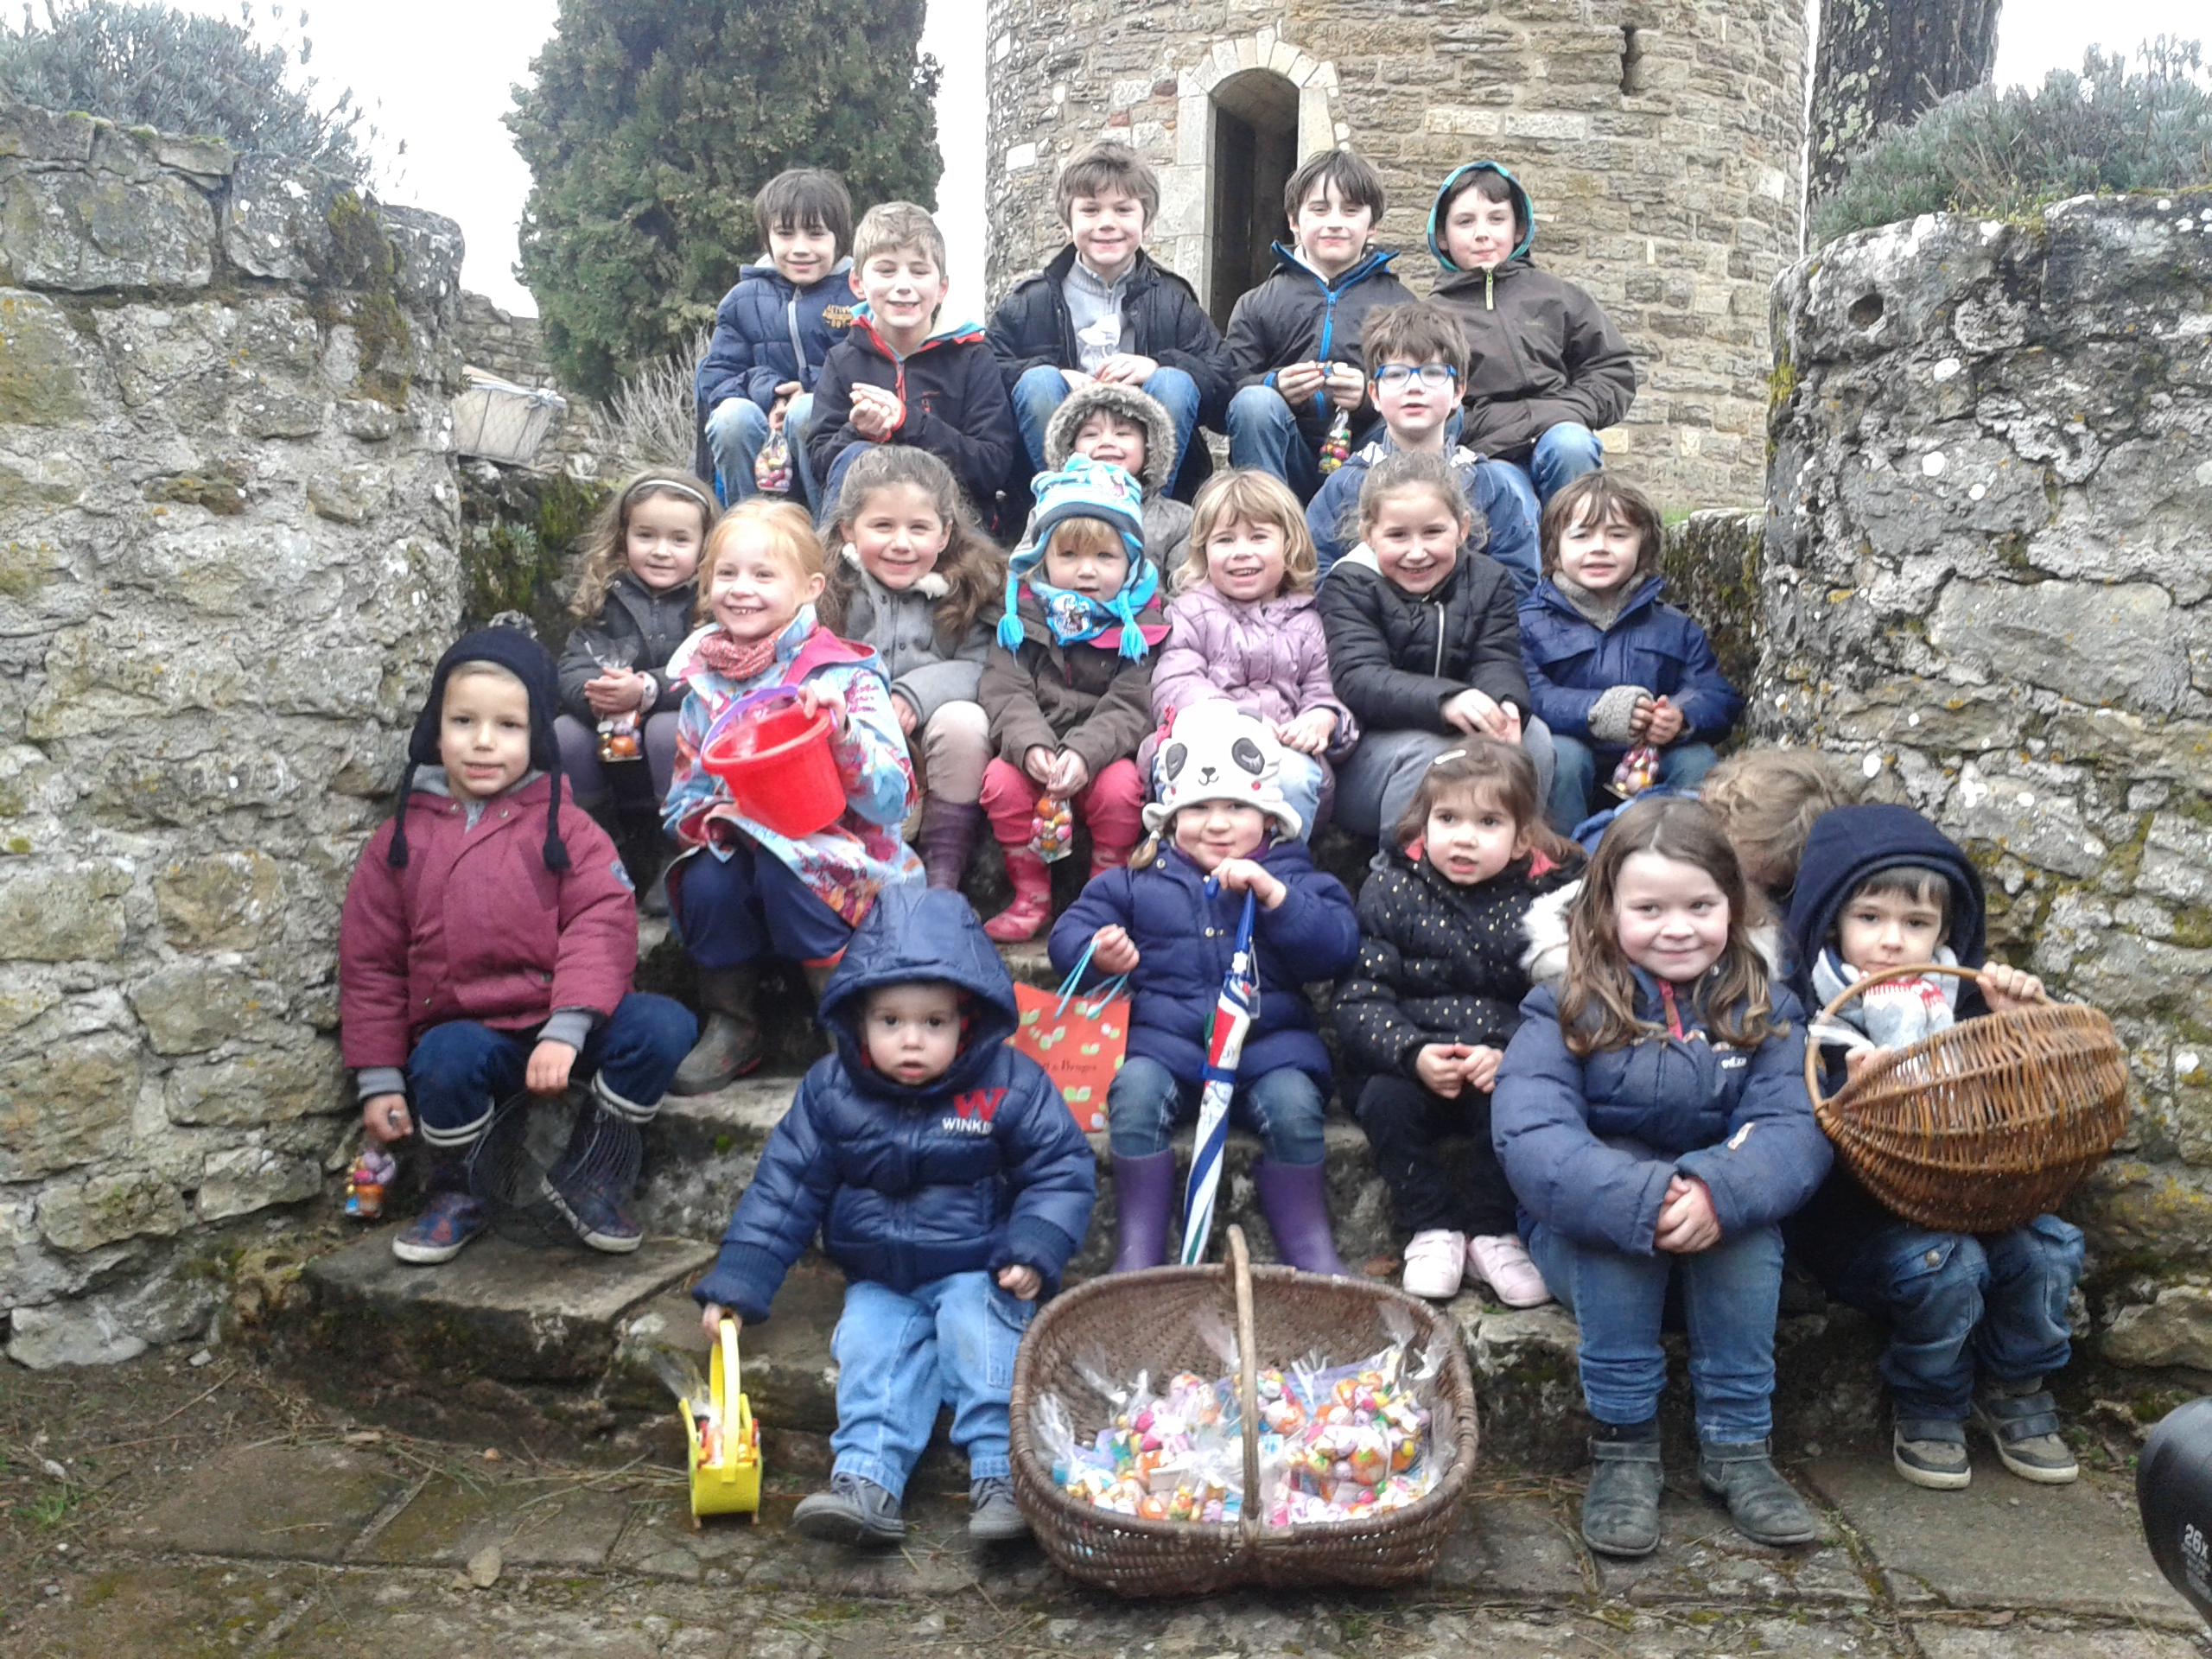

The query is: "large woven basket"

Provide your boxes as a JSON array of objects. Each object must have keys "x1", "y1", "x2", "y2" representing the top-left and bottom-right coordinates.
[
  {"x1": 1008, "y1": 1228, "x2": 1478, "y2": 1597},
  {"x1": 1807, "y1": 963, "x2": 2129, "y2": 1233}
]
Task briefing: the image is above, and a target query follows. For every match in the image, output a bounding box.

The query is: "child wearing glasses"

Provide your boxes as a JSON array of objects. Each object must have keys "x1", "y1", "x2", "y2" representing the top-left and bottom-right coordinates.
[{"x1": 1305, "y1": 302, "x2": 1538, "y2": 594}]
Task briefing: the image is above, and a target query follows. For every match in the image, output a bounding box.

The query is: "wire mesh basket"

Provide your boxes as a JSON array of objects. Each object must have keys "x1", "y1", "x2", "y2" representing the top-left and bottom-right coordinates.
[{"x1": 468, "y1": 1087, "x2": 639, "y2": 1248}]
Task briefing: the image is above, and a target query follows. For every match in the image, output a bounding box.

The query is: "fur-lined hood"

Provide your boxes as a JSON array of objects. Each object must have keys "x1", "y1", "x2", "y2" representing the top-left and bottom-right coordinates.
[{"x1": 1042, "y1": 380, "x2": 1179, "y2": 499}]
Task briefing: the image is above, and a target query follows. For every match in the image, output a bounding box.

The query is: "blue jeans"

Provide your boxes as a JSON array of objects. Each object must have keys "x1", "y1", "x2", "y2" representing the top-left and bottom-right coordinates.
[
  {"x1": 830, "y1": 1270, "x2": 1033, "y2": 1496},
  {"x1": 1334, "y1": 721, "x2": 1556, "y2": 845},
  {"x1": 671, "y1": 842, "x2": 855, "y2": 968},
  {"x1": 1490, "y1": 422, "x2": 1605, "y2": 523},
  {"x1": 1547, "y1": 737, "x2": 1719, "y2": 836},
  {"x1": 1013, "y1": 364, "x2": 1202, "y2": 493},
  {"x1": 1107, "y1": 1054, "x2": 1327, "y2": 1165},
  {"x1": 1529, "y1": 1217, "x2": 1786, "y2": 1442},
  {"x1": 1277, "y1": 749, "x2": 1326, "y2": 842},
  {"x1": 405, "y1": 993, "x2": 698, "y2": 1147},
  {"x1": 1225, "y1": 385, "x2": 1325, "y2": 505},
  {"x1": 705, "y1": 394, "x2": 819, "y2": 509},
  {"x1": 1817, "y1": 1216, "x2": 2084, "y2": 1421}
]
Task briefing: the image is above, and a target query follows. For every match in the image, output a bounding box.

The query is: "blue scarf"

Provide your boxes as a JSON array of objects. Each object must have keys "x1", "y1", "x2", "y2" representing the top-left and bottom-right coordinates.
[{"x1": 997, "y1": 556, "x2": 1161, "y2": 660}]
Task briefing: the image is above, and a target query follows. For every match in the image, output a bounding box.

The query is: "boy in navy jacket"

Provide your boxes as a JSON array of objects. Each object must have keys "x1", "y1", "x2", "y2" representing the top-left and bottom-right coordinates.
[
  {"x1": 1786, "y1": 805, "x2": 2083, "y2": 1492},
  {"x1": 696, "y1": 169, "x2": 855, "y2": 509},
  {"x1": 694, "y1": 887, "x2": 1096, "y2": 1547}
]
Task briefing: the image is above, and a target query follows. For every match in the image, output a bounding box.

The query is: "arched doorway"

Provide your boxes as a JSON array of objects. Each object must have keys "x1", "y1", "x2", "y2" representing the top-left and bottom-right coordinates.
[{"x1": 1205, "y1": 68, "x2": 1300, "y2": 329}]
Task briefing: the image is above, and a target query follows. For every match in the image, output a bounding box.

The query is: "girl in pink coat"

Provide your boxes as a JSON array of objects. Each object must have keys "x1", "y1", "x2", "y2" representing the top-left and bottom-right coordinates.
[{"x1": 1147, "y1": 470, "x2": 1357, "y2": 836}]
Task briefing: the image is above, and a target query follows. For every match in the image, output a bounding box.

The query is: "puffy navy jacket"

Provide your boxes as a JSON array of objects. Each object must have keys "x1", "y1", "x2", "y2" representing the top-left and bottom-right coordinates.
[
  {"x1": 692, "y1": 886, "x2": 1096, "y2": 1324},
  {"x1": 1048, "y1": 840, "x2": 1359, "y2": 1093},
  {"x1": 1492, "y1": 976, "x2": 1829, "y2": 1255},
  {"x1": 695, "y1": 260, "x2": 856, "y2": 415},
  {"x1": 1518, "y1": 575, "x2": 1741, "y2": 744}
]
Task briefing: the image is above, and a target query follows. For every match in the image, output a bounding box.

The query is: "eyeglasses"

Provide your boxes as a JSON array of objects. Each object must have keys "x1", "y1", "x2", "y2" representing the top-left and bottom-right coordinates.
[{"x1": 1370, "y1": 364, "x2": 1459, "y2": 390}]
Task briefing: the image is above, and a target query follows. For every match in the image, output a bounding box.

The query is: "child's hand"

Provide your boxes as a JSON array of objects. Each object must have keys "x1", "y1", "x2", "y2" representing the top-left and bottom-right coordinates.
[
  {"x1": 1644, "y1": 697, "x2": 1687, "y2": 746},
  {"x1": 1024, "y1": 745, "x2": 1057, "y2": 786},
  {"x1": 889, "y1": 691, "x2": 919, "y2": 736},
  {"x1": 797, "y1": 682, "x2": 849, "y2": 734},
  {"x1": 700, "y1": 1302, "x2": 739, "y2": 1342},
  {"x1": 1060, "y1": 368, "x2": 1094, "y2": 392},
  {"x1": 1440, "y1": 688, "x2": 1505, "y2": 736},
  {"x1": 996, "y1": 1264, "x2": 1043, "y2": 1300},
  {"x1": 1627, "y1": 695, "x2": 1655, "y2": 741},
  {"x1": 1092, "y1": 925, "x2": 1141, "y2": 975},
  {"x1": 526, "y1": 1039, "x2": 576, "y2": 1096},
  {"x1": 362, "y1": 1092, "x2": 412, "y2": 1143},
  {"x1": 849, "y1": 384, "x2": 901, "y2": 440},
  {"x1": 1274, "y1": 360, "x2": 1327, "y2": 400},
  {"x1": 1414, "y1": 1043, "x2": 1471, "y2": 1098},
  {"x1": 585, "y1": 670, "x2": 649, "y2": 716},
  {"x1": 1980, "y1": 963, "x2": 2049, "y2": 1012},
  {"x1": 1046, "y1": 749, "x2": 1090, "y2": 796},
  {"x1": 1323, "y1": 362, "x2": 1366, "y2": 410},
  {"x1": 1278, "y1": 707, "x2": 1338, "y2": 755},
  {"x1": 770, "y1": 381, "x2": 802, "y2": 429},
  {"x1": 1211, "y1": 857, "x2": 1288, "y2": 910},
  {"x1": 1654, "y1": 1175, "x2": 1719, "y2": 1254},
  {"x1": 1095, "y1": 353, "x2": 1158, "y2": 386},
  {"x1": 1463, "y1": 1045, "x2": 1503, "y2": 1093},
  {"x1": 1843, "y1": 1045, "x2": 1892, "y2": 1083}
]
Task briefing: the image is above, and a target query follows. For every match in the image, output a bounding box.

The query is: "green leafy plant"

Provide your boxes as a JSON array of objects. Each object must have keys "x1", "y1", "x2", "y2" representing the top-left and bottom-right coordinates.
[{"x1": 1814, "y1": 38, "x2": 2212, "y2": 245}]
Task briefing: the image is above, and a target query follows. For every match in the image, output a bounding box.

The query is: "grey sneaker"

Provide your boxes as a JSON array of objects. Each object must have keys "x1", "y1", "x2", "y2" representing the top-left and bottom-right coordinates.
[
  {"x1": 1892, "y1": 1415, "x2": 1971, "y2": 1490},
  {"x1": 968, "y1": 1476, "x2": 1029, "y2": 1543},
  {"x1": 1974, "y1": 1378, "x2": 2079, "y2": 1484},
  {"x1": 791, "y1": 1471, "x2": 906, "y2": 1545}
]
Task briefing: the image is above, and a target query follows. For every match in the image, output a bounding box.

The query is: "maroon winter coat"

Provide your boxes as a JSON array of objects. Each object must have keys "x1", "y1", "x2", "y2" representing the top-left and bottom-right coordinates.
[{"x1": 339, "y1": 775, "x2": 638, "y2": 1071}]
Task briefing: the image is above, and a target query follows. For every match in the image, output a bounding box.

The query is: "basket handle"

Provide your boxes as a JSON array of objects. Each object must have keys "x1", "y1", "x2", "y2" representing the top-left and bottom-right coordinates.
[
  {"x1": 1228, "y1": 1225, "x2": 1261, "y2": 1543},
  {"x1": 1802, "y1": 961, "x2": 1982, "y2": 1109},
  {"x1": 718, "y1": 1317, "x2": 742, "y2": 1456}
]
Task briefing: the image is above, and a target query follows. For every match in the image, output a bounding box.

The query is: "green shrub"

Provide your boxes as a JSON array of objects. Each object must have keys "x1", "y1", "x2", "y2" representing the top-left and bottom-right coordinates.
[{"x1": 1813, "y1": 38, "x2": 2212, "y2": 246}]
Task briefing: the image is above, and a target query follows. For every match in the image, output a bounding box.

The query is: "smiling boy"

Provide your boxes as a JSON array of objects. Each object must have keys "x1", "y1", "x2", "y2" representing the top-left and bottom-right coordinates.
[
  {"x1": 808, "y1": 202, "x2": 1019, "y2": 529},
  {"x1": 1224, "y1": 149, "x2": 1413, "y2": 505},
  {"x1": 988, "y1": 140, "x2": 1232, "y2": 498}
]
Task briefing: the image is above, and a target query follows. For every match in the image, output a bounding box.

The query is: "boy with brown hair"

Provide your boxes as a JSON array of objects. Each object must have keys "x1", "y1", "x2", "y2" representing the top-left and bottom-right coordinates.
[{"x1": 988, "y1": 140, "x2": 1232, "y2": 498}]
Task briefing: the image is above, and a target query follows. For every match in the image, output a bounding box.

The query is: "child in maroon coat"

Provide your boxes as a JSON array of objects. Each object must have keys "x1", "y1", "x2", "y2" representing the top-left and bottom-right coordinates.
[{"x1": 340, "y1": 628, "x2": 696, "y2": 1266}]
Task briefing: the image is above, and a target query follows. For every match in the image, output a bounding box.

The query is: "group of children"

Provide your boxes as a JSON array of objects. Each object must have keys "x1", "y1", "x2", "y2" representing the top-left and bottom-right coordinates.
[{"x1": 335, "y1": 139, "x2": 2088, "y2": 1560}]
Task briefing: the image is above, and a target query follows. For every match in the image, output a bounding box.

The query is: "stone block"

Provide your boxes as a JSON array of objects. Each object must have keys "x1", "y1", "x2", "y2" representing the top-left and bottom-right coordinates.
[
  {"x1": 0, "y1": 169, "x2": 216, "y2": 290},
  {"x1": 152, "y1": 850, "x2": 286, "y2": 950},
  {"x1": 117, "y1": 1443, "x2": 407, "y2": 1560},
  {"x1": 2139, "y1": 814, "x2": 2212, "y2": 906},
  {"x1": 38, "y1": 1170, "x2": 189, "y2": 1252},
  {"x1": 221, "y1": 159, "x2": 342, "y2": 282},
  {"x1": 5, "y1": 1296, "x2": 148, "y2": 1368},
  {"x1": 0, "y1": 290, "x2": 91, "y2": 426},
  {"x1": 166, "y1": 1041, "x2": 345, "y2": 1128},
  {"x1": 2104, "y1": 1285, "x2": 2212, "y2": 1370},
  {"x1": 130, "y1": 962, "x2": 275, "y2": 1056},
  {"x1": 0, "y1": 103, "x2": 98, "y2": 164},
  {"x1": 196, "y1": 1146, "x2": 322, "y2": 1219},
  {"x1": 0, "y1": 1032, "x2": 139, "y2": 1179},
  {"x1": 0, "y1": 856, "x2": 130, "y2": 962},
  {"x1": 1927, "y1": 580, "x2": 2186, "y2": 716}
]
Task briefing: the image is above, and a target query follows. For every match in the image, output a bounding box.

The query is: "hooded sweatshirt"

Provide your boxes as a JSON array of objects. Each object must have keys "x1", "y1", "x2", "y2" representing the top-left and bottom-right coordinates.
[
  {"x1": 691, "y1": 885, "x2": 1097, "y2": 1322},
  {"x1": 1427, "y1": 162, "x2": 1637, "y2": 465},
  {"x1": 808, "y1": 307, "x2": 1020, "y2": 515}
]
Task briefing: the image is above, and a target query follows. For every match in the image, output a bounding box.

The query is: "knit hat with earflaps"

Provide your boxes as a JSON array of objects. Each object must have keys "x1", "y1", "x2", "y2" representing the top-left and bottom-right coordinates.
[
  {"x1": 387, "y1": 626, "x2": 572, "y2": 872},
  {"x1": 1141, "y1": 701, "x2": 1302, "y2": 841},
  {"x1": 999, "y1": 454, "x2": 1156, "y2": 658},
  {"x1": 1041, "y1": 380, "x2": 1179, "y2": 499}
]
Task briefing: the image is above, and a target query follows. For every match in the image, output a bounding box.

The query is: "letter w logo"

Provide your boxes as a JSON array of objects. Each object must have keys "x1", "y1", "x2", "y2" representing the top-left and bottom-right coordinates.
[{"x1": 953, "y1": 1088, "x2": 1007, "y2": 1125}]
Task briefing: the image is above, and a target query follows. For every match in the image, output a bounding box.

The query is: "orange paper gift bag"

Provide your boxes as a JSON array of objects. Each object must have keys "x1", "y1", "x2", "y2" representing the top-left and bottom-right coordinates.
[{"x1": 1010, "y1": 954, "x2": 1130, "y2": 1134}]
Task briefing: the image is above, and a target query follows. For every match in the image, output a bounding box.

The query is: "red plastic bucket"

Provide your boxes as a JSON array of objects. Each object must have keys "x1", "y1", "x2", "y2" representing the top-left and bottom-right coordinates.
[{"x1": 699, "y1": 690, "x2": 845, "y2": 838}]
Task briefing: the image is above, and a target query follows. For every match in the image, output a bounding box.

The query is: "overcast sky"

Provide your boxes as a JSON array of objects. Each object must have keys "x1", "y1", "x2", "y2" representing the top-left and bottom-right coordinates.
[{"x1": 136, "y1": 1, "x2": 2205, "y2": 327}]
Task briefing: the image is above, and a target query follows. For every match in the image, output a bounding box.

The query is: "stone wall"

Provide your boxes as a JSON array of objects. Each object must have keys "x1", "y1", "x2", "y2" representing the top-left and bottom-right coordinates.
[
  {"x1": 451, "y1": 289, "x2": 617, "y2": 480},
  {"x1": 1761, "y1": 191, "x2": 2212, "y2": 1354},
  {"x1": 0, "y1": 106, "x2": 466, "y2": 1366},
  {"x1": 982, "y1": 0, "x2": 1807, "y2": 508}
]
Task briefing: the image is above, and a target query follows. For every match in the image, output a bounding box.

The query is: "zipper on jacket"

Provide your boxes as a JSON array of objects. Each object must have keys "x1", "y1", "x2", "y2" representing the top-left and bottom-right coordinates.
[
  {"x1": 1485, "y1": 269, "x2": 1494, "y2": 311},
  {"x1": 785, "y1": 292, "x2": 807, "y2": 380},
  {"x1": 1431, "y1": 594, "x2": 1446, "y2": 678}
]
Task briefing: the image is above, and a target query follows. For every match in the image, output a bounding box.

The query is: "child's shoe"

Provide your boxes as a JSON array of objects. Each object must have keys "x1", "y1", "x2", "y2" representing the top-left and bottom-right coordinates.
[
  {"x1": 1467, "y1": 1232, "x2": 1553, "y2": 1308},
  {"x1": 967, "y1": 1476, "x2": 1029, "y2": 1542},
  {"x1": 984, "y1": 849, "x2": 1053, "y2": 942},
  {"x1": 391, "y1": 1191, "x2": 487, "y2": 1265},
  {"x1": 1892, "y1": 1415, "x2": 1971, "y2": 1490},
  {"x1": 1400, "y1": 1230, "x2": 1466, "y2": 1300},
  {"x1": 1973, "y1": 1377, "x2": 2079, "y2": 1484},
  {"x1": 917, "y1": 797, "x2": 985, "y2": 892},
  {"x1": 791, "y1": 1471, "x2": 906, "y2": 1545},
  {"x1": 1581, "y1": 1422, "x2": 1663, "y2": 1558},
  {"x1": 1697, "y1": 1440, "x2": 1821, "y2": 1547},
  {"x1": 545, "y1": 1173, "x2": 643, "y2": 1254}
]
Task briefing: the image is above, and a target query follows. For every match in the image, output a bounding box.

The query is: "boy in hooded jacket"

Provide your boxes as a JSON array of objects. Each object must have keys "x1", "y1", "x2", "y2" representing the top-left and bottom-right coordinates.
[
  {"x1": 1784, "y1": 805, "x2": 2084, "y2": 1492},
  {"x1": 1428, "y1": 161, "x2": 1637, "y2": 524},
  {"x1": 693, "y1": 886, "x2": 1096, "y2": 1547}
]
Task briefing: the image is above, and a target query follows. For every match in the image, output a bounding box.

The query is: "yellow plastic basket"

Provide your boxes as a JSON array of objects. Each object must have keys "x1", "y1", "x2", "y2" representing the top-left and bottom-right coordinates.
[{"x1": 682, "y1": 1318, "x2": 761, "y2": 1523}]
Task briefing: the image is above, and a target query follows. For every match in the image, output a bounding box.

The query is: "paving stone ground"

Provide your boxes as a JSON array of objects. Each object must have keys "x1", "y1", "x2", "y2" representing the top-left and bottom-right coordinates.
[{"x1": 0, "y1": 1342, "x2": 2202, "y2": 1659}]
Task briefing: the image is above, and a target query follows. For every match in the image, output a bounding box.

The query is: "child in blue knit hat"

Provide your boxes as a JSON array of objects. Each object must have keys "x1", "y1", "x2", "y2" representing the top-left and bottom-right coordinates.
[{"x1": 976, "y1": 455, "x2": 1167, "y2": 941}]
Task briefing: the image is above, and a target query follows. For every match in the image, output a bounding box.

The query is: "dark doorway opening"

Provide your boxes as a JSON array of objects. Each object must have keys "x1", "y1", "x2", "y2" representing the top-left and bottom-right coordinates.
[{"x1": 1207, "y1": 69, "x2": 1300, "y2": 330}]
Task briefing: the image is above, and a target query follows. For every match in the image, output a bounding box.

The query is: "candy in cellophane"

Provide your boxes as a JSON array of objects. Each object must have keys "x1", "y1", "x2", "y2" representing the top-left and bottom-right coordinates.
[
  {"x1": 1318, "y1": 409, "x2": 1352, "y2": 474},
  {"x1": 1031, "y1": 793, "x2": 1075, "y2": 862},
  {"x1": 1610, "y1": 742, "x2": 1662, "y2": 798},
  {"x1": 753, "y1": 429, "x2": 792, "y2": 495},
  {"x1": 344, "y1": 1143, "x2": 397, "y2": 1219}
]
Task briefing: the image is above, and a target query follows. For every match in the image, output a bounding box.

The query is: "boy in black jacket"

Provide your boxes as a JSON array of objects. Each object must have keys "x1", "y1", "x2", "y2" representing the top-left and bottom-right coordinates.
[
  {"x1": 809, "y1": 203, "x2": 1019, "y2": 529},
  {"x1": 1785, "y1": 804, "x2": 2083, "y2": 1492},
  {"x1": 988, "y1": 140, "x2": 1232, "y2": 499}
]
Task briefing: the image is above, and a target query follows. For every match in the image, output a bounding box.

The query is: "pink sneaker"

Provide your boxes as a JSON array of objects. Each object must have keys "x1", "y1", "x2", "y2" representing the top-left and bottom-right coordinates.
[
  {"x1": 1468, "y1": 1233, "x2": 1552, "y2": 1308},
  {"x1": 1401, "y1": 1230, "x2": 1466, "y2": 1300}
]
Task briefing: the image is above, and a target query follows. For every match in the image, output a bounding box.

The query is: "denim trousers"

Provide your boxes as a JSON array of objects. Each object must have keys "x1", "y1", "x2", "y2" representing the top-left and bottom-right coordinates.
[
  {"x1": 1224, "y1": 385, "x2": 1332, "y2": 505},
  {"x1": 1333, "y1": 722, "x2": 1556, "y2": 845},
  {"x1": 1814, "y1": 1215, "x2": 2084, "y2": 1421},
  {"x1": 671, "y1": 842, "x2": 855, "y2": 968},
  {"x1": 554, "y1": 711, "x2": 681, "y2": 813},
  {"x1": 1528, "y1": 1217, "x2": 1786, "y2": 1441},
  {"x1": 1489, "y1": 422, "x2": 1605, "y2": 522},
  {"x1": 1012, "y1": 364, "x2": 1202, "y2": 493},
  {"x1": 1546, "y1": 736, "x2": 1719, "y2": 835},
  {"x1": 1106, "y1": 1055, "x2": 1327, "y2": 1165},
  {"x1": 830, "y1": 1270, "x2": 1033, "y2": 1496},
  {"x1": 704, "y1": 394, "x2": 819, "y2": 509},
  {"x1": 405, "y1": 993, "x2": 699, "y2": 1147}
]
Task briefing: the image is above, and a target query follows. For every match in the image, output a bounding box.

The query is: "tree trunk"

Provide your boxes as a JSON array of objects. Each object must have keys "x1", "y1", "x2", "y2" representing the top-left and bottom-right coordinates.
[{"x1": 1808, "y1": 0, "x2": 2003, "y2": 200}]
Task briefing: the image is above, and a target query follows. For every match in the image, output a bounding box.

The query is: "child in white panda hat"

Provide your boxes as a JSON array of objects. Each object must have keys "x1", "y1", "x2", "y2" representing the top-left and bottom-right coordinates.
[{"x1": 1047, "y1": 703, "x2": 1360, "y2": 1273}]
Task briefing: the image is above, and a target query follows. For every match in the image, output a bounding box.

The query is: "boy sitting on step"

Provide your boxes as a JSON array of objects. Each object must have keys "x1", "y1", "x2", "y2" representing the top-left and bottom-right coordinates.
[{"x1": 694, "y1": 885, "x2": 1096, "y2": 1547}]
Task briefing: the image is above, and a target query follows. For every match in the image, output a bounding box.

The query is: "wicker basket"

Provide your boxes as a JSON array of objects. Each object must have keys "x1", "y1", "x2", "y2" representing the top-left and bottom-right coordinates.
[
  {"x1": 1008, "y1": 1228, "x2": 1478, "y2": 1597},
  {"x1": 1806, "y1": 963, "x2": 2129, "y2": 1232}
]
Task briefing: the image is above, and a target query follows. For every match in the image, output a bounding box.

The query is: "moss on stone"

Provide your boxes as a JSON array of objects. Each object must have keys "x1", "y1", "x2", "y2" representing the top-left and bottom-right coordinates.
[
  {"x1": 320, "y1": 193, "x2": 413, "y2": 409},
  {"x1": 458, "y1": 469, "x2": 611, "y2": 649}
]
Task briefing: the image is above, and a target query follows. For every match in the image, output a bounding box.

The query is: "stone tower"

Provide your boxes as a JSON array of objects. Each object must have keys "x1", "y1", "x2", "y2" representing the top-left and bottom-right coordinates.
[{"x1": 983, "y1": 0, "x2": 1807, "y2": 508}]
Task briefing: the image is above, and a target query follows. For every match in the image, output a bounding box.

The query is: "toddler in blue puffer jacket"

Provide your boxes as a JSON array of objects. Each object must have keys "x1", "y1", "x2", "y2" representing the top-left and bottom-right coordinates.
[{"x1": 693, "y1": 885, "x2": 1096, "y2": 1549}]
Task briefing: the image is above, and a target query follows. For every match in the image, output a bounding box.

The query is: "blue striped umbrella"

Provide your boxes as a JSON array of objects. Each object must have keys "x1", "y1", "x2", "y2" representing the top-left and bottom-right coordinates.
[{"x1": 1179, "y1": 887, "x2": 1260, "y2": 1267}]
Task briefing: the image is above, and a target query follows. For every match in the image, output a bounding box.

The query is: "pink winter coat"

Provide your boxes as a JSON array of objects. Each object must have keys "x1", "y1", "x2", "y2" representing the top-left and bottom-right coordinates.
[
  {"x1": 339, "y1": 774, "x2": 638, "y2": 1070},
  {"x1": 1148, "y1": 587, "x2": 1357, "y2": 755}
]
